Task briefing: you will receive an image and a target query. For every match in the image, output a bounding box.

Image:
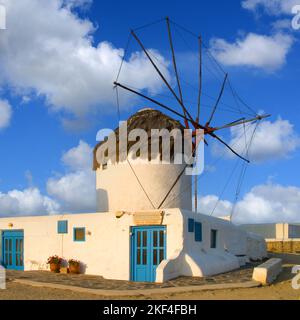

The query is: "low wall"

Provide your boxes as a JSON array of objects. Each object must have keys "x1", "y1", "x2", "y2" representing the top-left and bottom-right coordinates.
[
  {"x1": 267, "y1": 240, "x2": 300, "y2": 253},
  {"x1": 252, "y1": 258, "x2": 282, "y2": 285}
]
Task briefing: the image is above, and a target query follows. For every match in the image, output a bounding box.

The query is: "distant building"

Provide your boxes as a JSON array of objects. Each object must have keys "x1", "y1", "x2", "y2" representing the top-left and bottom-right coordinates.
[
  {"x1": 240, "y1": 223, "x2": 300, "y2": 253},
  {"x1": 240, "y1": 223, "x2": 300, "y2": 240}
]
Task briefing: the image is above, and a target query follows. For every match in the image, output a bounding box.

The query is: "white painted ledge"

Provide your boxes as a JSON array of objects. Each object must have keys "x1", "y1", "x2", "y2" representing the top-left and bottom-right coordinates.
[{"x1": 252, "y1": 258, "x2": 282, "y2": 285}]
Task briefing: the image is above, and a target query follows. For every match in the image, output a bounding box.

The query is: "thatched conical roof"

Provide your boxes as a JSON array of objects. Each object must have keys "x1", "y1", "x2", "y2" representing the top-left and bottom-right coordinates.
[{"x1": 93, "y1": 108, "x2": 185, "y2": 170}]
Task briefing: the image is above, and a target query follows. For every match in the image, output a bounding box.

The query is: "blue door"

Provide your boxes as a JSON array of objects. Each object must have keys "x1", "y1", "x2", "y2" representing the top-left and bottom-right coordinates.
[
  {"x1": 131, "y1": 226, "x2": 166, "y2": 282},
  {"x1": 2, "y1": 230, "x2": 24, "y2": 270}
]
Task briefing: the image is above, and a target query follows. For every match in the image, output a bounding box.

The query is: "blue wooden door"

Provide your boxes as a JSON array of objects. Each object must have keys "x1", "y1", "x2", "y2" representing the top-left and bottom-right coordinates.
[
  {"x1": 2, "y1": 230, "x2": 24, "y2": 270},
  {"x1": 131, "y1": 226, "x2": 166, "y2": 282}
]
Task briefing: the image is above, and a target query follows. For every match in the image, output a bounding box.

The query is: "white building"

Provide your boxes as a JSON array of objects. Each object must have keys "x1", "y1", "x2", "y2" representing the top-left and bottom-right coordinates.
[
  {"x1": 240, "y1": 223, "x2": 300, "y2": 241},
  {"x1": 0, "y1": 109, "x2": 267, "y2": 282}
]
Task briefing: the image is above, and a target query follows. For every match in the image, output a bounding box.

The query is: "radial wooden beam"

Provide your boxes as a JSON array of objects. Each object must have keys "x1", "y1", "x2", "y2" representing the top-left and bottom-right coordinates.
[
  {"x1": 206, "y1": 73, "x2": 228, "y2": 127},
  {"x1": 131, "y1": 30, "x2": 196, "y2": 126},
  {"x1": 166, "y1": 17, "x2": 188, "y2": 128},
  {"x1": 213, "y1": 114, "x2": 271, "y2": 131},
  {"x1": 209, "y1": 132, "x2": 250, "y2": 163},
  {"x1": 197, "y1": 36, "x2": 202, "y2": 123}
]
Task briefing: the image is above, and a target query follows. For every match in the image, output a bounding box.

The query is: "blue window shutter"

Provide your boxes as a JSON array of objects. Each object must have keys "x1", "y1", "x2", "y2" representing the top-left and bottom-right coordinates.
[
  {"x1": 57, "y1": 220, "x2": 68, "y2": 234},
  {"x1": 188, "y1": 218, "x2": 194, "y2": 232},
  {"x1": 194, "y1": 222, "x2": 202, "y2": 242},
  {"x1": 73, "y1": 227, "x2": 86, "y2": 242}
]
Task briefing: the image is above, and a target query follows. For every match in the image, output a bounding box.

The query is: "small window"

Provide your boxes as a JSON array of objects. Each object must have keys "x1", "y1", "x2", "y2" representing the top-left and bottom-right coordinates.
[
  {"x1": 74, "y1": 228, "x2": 85, "y2": 242},
  {"x1": 211, "y1": 229, "x2": 218, "y2": 248},
  {"x1": 194, "y1": 222, "x2": 202, "y2": 242},
  {"x1": 57, "y1": 220, "x2": 68, "y2": 234},
  {"x1": 188, "y1": 218, "x2": 194, "y2": 233}
]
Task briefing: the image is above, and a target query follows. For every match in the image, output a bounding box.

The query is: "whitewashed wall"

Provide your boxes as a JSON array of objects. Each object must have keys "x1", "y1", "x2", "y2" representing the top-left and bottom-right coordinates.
[
  {"x1": 0, "y1": 209, "x2": 267, "y2": 282},
  {"x1": 156, "y1": 210, "x2": 268, "y2": 282},
  {"x1": 0, "y1": 210, "x2": 183, "y2": 280},
  {"x1": 96, "y1": 162, "x2": 192, "y2": 212}
]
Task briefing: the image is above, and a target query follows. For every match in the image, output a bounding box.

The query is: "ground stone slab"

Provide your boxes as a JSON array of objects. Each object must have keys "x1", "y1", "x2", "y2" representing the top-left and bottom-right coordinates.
[{"x1": 6, "y1": 262, "x2": 260, "y2": 291}]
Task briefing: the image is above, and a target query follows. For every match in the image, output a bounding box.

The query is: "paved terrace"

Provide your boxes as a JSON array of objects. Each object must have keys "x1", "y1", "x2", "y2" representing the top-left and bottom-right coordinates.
[{"x1": 6, "y1": 262, "x2": 261, "y2": 290}]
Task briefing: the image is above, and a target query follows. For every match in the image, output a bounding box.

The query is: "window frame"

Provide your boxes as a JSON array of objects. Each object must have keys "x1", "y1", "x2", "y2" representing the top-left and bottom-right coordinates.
[
  {"x1": 73, "y1": 227, "x2": 86, "y2": 242},
  {"x1": 211, "y1": 229, "x2": 218, "y2": 248},
  {"x1": 194, "y1": 222, "x2": 202, "y2": 242},
  {"x1": 188, "y1": 218, "x2": 195, "y2": 233},
  {"x1": 57, "y1": 220, "x2": 68, "y2": 234}
]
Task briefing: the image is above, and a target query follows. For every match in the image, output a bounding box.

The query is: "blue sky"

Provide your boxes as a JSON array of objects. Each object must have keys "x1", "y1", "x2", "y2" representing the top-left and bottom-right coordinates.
[{"x1": 0, "y1": 0, "x2": 299, "y2": 223}]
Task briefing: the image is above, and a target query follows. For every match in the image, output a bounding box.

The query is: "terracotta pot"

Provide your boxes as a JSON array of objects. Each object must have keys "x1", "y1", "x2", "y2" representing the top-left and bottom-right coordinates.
[
  {"x1": 69, "y1": 264, "x2": 80, "y2": 274},
  {"x1": 50, "y1": 263, "x2": 61, "y2": 273}
]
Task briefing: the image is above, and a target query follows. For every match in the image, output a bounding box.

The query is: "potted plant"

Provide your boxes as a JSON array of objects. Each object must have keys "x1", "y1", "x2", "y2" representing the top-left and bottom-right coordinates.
[
  {"x1": 68, "y1": 259, "x2": 81, "y2": 274},
  {"x1": 47, "y1": 255, "x2": 63, "y2": 273}
]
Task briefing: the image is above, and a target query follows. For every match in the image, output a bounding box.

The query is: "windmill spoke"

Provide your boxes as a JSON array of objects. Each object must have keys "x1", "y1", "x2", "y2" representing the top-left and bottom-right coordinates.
[
  {"x1": 166, "y1": 17, "x2": 188, "y2": 128},
  {"x1": 214, "y1": 114, "x2": 271, "y2": 131},
  {"x1": 210, "y1": 132, "x2": 250, "y2": 163},
  {"x1": 206, "y1": 73, "x2": 228, "y2": 127},
  {"x1": 131, "y1": 30, "x2": 197, "y2": 126},
  {"x1": 197, "y1": 36, "x2": 202, "y2": 123},
  {"x1": 114, "y1": 82, "x2": 202, "y2": 128}
]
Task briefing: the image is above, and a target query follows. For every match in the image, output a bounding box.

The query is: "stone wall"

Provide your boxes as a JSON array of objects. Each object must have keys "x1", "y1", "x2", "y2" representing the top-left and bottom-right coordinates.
[{"x1": 267, "y1": 240, "x2": 300, "y2": 253}]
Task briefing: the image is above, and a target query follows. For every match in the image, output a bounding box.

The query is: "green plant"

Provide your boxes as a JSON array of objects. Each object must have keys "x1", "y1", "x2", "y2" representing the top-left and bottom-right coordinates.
[
  {"x1": 47, "y1": 255, "x2": 63, "y2": 265},
  {"x1": 68, "y1": 259, "x2": 80, "y2": 267}
]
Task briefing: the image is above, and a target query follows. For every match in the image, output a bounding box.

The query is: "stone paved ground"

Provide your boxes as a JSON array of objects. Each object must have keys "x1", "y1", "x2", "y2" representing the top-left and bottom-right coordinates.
[{"x1": 6, "y1": 262, "x2": 261, "y2": 290}]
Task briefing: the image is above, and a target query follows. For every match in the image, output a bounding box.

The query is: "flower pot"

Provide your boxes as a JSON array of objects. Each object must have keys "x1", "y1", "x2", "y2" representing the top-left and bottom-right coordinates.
[
  {"x1": 50, "y1": 263, "x2": 61, "y2": 273},
  {"x1": 69, "y1": 264, "x2": 80, "y2": 274}
]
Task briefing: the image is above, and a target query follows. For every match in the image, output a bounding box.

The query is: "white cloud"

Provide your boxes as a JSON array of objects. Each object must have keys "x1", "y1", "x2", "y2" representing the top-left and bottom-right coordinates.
[
  {"x1": 0, "y1": 140, "x2": 96, "y2": 216},
  {"x1": 0, "y1": 99, "x2": 12, "y2": 130},
  {"x1": 62, "y1": 140, "x2": 92, "y2": 170},
  {"x1": 47, "y1": 140, "x2": 96, "y2": 212},
  {"x1": 271, "y1": 19, "x2": 293, "y2": 30},
  {"x1": 242, "y1": 0, "x2": 299, "y2": 15},
  {"x1": 0, "y1": 188, "x2": 60, "y2": 216},
  {"x1": 0, "y1": 0, "x2": 169, "y2": 120},
  {"x1": 63, "y1": 0, "x2": 92, "y2": 10},
  {"x1": 224, "y1": 118, "x2": 300, "y2": 163},
  {"x1": 199, "y1": 183, "x2": 300, "y2": 224},
  {"x1": 210, "y1": 32, "x2": 293, "y2": 71},
  {"x1": 199, "y1": 195, "x2": 233, "y2": 217}
]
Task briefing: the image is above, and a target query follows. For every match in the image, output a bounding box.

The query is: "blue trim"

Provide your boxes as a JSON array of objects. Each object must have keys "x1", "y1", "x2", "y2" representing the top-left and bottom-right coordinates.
[
  {"x1": 188, "y1": 218, "x2": 194, "y2": 232},
  {"x1": 57, "y1": 220, "x2": 68, "y2": 234},
  {"x1": 130, "y1": 226, "x2": 166, "y2": 282},
  {"x1": 2, "y1": 230, "x2": 24, "y2": 271},
  {"x1": 73, "y1": 227, "x2": 86, "y2": 242},
  {"x1": 194, "y1": 222, "x2": 202, "y2": 242}
]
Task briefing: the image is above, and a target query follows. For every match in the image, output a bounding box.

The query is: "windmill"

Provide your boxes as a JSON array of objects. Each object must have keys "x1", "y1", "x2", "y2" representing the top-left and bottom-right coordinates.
[{"x1": 113, "y1": 17, "x2": 270, "y2": 219}]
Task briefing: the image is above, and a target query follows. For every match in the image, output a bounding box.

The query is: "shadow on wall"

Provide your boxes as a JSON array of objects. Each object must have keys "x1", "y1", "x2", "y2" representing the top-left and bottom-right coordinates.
[
  {"x1": 156, "y1": 217, "x2": 193, "y2": 282},
  {"x1": 97, "y1": 189, "x2": 108, "y2": 212},
  {"x1": 156, "y1": 214, "x2": 243, "y2": 282}
]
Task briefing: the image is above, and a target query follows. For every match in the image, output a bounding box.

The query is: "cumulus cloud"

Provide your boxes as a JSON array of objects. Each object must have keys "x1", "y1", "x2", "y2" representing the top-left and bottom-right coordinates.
[
  {"x1": 242, "y1": 0, "x2": 299, "y2": 15},
  {"x1": 0, "y1": 0, "x2": 169, "y2": 120},
  {"x1": 199, "y1": 195, "x2": 233, "y2": 217},
  {"x1": 227, "y1": 118, "x2": 300, "y2": 163},
  {"x1": 0, "y1": 99, "x2": 12, "y2": 130},
  {"x1": 47, "y1": 140, "x2": 96, "y2": 212},
  {"x1": 0, "y1": 140, "x2": 96, "y2": 217},
  {"x1": 271, "y1": 19, "x2": 293, "y2": 31},
  {"x1": 199, "y1": 183, "x2": 300, "y2": 224},
  {"x1": 210, "y1": 32, "x2": 294, "y2": 71},
  {"x1": 0, "y1": 188, "x2": 60, "y2": 216}
]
